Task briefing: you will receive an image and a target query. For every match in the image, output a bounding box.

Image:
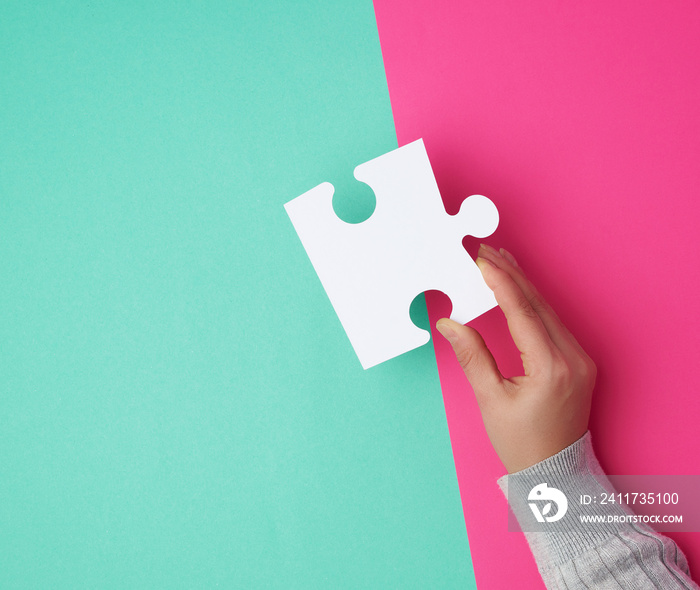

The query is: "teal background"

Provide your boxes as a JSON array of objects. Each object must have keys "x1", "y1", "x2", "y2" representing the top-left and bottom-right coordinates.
[{"x1": 1, "y1": 1, "x2": 475, "y2": 587}]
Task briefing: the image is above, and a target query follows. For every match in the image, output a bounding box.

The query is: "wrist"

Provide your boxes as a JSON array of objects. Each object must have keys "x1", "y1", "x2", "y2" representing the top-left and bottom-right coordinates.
[{"x1": 498, "y1": 431, "x2": 642, "y2": 568}]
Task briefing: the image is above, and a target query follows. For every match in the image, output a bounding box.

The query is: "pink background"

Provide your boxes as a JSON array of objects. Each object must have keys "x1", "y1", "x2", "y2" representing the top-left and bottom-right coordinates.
[{"x1": 374, "y1": 1, "x2": 700, "y2": 587}]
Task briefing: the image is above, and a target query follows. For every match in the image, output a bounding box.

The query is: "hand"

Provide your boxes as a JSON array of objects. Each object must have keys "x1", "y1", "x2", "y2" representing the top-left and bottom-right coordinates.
[{"x1": 436, "y1": 244, "x2": 596, "y2": 473}]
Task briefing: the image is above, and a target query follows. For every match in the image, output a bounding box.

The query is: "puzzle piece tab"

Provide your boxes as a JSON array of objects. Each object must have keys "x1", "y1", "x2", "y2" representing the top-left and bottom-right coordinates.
[{"x1": 285, "y1": 139, "x2": 499, "y2": 369}]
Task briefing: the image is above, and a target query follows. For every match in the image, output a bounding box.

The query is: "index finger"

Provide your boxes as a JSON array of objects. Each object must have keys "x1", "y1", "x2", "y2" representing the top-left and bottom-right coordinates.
[
  {"x1": 480, "y1": 244, "x2": 585, "y2": 359},
  {"x1": 476, "y1": 257, "x2": 556, "y2": 375}
]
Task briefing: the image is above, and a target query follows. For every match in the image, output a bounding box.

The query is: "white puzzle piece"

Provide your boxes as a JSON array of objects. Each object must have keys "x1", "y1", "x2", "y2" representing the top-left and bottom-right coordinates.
[{"x1": 284, "y1": 138, "x2": 499, "y2": 369}]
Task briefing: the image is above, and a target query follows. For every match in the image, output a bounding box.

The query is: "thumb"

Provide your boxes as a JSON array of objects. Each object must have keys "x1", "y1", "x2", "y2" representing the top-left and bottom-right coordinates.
[{"x1": 435, "y1": 318, "x2": 504, "y2": 395}]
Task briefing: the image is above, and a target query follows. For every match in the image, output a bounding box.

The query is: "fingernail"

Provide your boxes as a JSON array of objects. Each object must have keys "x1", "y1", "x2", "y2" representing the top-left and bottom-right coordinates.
[
  {"x1": 436, "y1": 319, "x2": 458, "y2": 343},
  {"x1": 478, "y1": 244, "x2": 502, "y2": 267},
  {"x1": 479, "y1": 243, "x2": 502, "y2": 258},
  {"x1": 476, "y1": 256, "x2": 496, "y2": 271},
  {"x1": 500, "y1": 248, "x2": 519, "y2": 268}
]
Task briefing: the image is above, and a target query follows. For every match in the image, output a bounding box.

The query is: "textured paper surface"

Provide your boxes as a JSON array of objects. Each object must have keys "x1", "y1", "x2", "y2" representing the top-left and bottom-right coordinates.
[{"x1": 0, "y1": 2, "x2": 474, "y2": 587}]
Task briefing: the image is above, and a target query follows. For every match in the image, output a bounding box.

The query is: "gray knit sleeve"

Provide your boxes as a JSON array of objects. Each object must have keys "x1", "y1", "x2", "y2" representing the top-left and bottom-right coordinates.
[{"x1": 498, "y1": 432, "x2": 698, "y2": 589}]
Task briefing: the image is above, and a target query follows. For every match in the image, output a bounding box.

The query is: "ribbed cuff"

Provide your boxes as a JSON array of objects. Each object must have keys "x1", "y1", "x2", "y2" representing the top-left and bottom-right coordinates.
[{"x1": 498, "y1": 431, "x2": 642, "y2": 568}]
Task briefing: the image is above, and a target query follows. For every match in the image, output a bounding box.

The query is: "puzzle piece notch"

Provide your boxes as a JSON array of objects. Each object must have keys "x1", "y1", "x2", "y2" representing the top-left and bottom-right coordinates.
[
  {"x1": 330, "y1": 171, "x2": 377, "y2": 224},
  {"x1": 285, "y1": 139, "x2": 499, "y2": 369}
]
